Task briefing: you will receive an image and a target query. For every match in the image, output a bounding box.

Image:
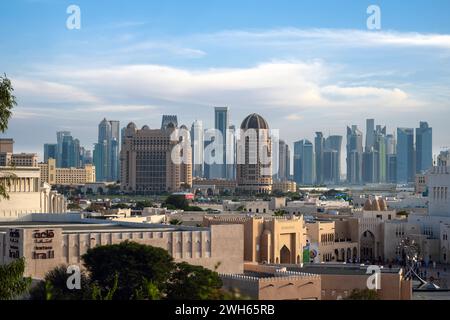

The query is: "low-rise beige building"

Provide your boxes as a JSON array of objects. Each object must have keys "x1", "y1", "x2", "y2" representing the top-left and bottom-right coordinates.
[
  {"x1": 204, "y1": 215, "x2": 307, "y2": 264},
  {"x1": 0, "y1": 166, "x2": 67, "y2": 220},
  {"x1": 39, "y1": 158, "x2": 96, "y2": 185},
  {"x1": 0, "y1": 214, "x2": 244, "y2": 279},
  {"x1": 272, "y1": 180, "x2": 297, "y2": 193}
]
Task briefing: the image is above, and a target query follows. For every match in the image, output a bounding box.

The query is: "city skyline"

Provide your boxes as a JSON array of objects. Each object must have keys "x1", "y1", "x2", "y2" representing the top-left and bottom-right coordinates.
[{"x1": 0, "y1": 1, "x2": 450, "y2": 159}]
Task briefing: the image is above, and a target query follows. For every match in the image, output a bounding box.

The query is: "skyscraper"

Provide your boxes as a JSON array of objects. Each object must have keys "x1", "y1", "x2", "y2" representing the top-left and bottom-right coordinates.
[
  {"x1": 346, "y1": 125, "x2": 363, "y2": 184},
  {"x1": 324, "y1": 135, "x2": 342, "y2": 184},
  {"x1": 314, "y1": 132, "x2": 324, "y2": 184},
  {"x1": 415, "y1": 121, "x2": 432, "y2": 173},
  {"x1": 236, "y1": 113, "x2": 272, "y2": 194},
  {"x1": 396, "y1": 128, "x2": 415, "y2": 183},
  {"x1": 278, "y1": 140, "x2": 288, "y2": 181},
  {"x1": 94, "y1": 118, "x2": 120, "y2": 182},
  {"x1": 61, "y1": 135, "x2": 80, "y2": 168},
  {"x1": 365, "y1": 119, "x2": 375, "y2": 151},
  {"x1": 43, "y1": 143, "x2": 57, "y2": 163},
  {"x1": 226, "y1": 125, "x2": 237, "y2": 180},
  {"x1": 56, "y1": 131, "x2": 70, "y2": 167},
  {"x1": 213, "y1": 107, "x2": 229, "y2": 179},
  {"x1": 293, "y1": 139, "x2": 314, "y2": 185},
  {"x1": 190, "y1": 120, "x2": 204, "y2": 178}
]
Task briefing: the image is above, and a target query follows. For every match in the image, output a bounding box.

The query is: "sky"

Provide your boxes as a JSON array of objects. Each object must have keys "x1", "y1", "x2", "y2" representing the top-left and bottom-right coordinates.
[{"x1": 1, "y1": 0, "x2": 450, "y2": 167}]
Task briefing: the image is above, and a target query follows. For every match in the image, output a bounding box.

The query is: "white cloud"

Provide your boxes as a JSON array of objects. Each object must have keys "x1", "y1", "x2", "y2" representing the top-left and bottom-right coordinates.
[{"x1": 199, "y1": 28, "x2": 450, "y2": 49}]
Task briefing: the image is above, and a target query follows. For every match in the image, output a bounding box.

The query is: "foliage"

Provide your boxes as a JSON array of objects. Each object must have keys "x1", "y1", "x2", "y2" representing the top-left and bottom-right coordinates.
[
  {"x1": 67, "y1": 203, "x2": 81, "y2": 210},
  {"x1": 0, "y1": 258, "x2": 32, "y2": 300},
  {"x1": 169, "y1": 219, "x2": 183, "y2": 225},
  {"x1": 29, "y1": 265, "x2": 91, "y2": 300},
  {"x1": 345, "y1": 289, "x2": 380, "y2": 300},
  {"x1": 0, "y1": 74, "x2": 16, "y2": 132},
  {"x1": 85, "y1": 203, "x2": 104, "y2": 212},
  {"x1": 133, "y1": 278, "x2": 161, "y2": 300},
  {"x1": 91, "y1": 273, "x2": 119, "y2": 300},
  {"x1": 273, "y1": 209, "x2": 287, "y2": 217},
  {"x1": 186, "y1": 205, "x2": 203, "y2": 211},
  {"x1": 134, "y1": 200, "x2": 154, "y2": 210},
  {"x1": 0, "y1": 74, "x2": 16, "y2": 201},
  {"x1": 82, "y1": 241, "x2": 175, "y2": 300},
  {"x1": 163, "y1": 194, "x2": 189, "y2": 210},
  {"x1": 111, "y1": 203, "x2": 130, "y2": 209},
  {"x1": 166, "y1": 262, "x2": 224, "y2": 300}
]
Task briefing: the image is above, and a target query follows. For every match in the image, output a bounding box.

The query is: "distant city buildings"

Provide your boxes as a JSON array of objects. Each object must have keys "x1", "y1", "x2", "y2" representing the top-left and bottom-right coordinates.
[{"x1": 346, "y1": 125, "x2": 363, "y2": 184}]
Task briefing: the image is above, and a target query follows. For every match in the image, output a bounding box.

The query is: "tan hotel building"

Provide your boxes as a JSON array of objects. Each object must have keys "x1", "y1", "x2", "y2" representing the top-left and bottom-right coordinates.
[
  {"x1": 39, "y1": 158, "x2": 96, "y2": 185},
  {"x1": 120, "y1": 122, "x2": 192, "y2": 193}
]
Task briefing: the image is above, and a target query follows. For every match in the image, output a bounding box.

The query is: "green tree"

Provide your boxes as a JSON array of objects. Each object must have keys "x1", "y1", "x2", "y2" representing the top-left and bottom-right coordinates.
[
  {"x1": 0, "y1": 258, "x2": 32, "y2": 300},
  {"x1": 163, "y1": 194, "x2": 189, "y2": 210},
  {"x1": 134, "y1": 200, "x2": 154, "y2": 210},
  {"x1": 29, "y1": 265, "x2": 91, "y2": 300},
  {"x1": 166, "y1": 262, "x2": 223, "y2": 300},
  {"x1": 169, "y1": 218, "x2": 183, "y2": 225},
  {"x1": 82, "y1": 241, "x2": 175, "y2": 300},
  {"x1": 273, "y1": 209, "x2": 286, "y2": 217},
  {"x1": 0, "y1": 74, "x2": 17, "y2": 201},
  {"x1": 67, "y1": 203, "x2": 81, "y2": 210},
  {"x1": 345, "y1": 288, "x2": 380, "y2": 300}
]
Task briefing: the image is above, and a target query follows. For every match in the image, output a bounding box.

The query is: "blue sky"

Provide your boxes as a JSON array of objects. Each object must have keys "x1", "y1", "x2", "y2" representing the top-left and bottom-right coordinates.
[{"x1": 1, "y1": 0, "x2": 450, "y2": 164}]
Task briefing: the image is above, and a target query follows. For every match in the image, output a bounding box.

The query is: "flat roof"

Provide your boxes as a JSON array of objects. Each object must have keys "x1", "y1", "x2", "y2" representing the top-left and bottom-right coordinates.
[
  {"x1": 276, "y1": 264, "x2": 402, "y2": 275},
  {"x1": 0, "y1": 221, "x2": 197, "y2": 233}
]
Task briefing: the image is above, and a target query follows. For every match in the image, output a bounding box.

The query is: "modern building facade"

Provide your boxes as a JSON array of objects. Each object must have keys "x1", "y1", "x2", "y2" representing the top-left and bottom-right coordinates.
[
  {"x1": 416, "y1": 121, "x2": 433, "y2": 174},
  {"x1": 236, "y1": 113, "x2": 272, "y2": 194},
  {"x1": 346, "y1": 125, "x2": 363, "y2": 184},
  {"x1": 190, "y1": 120, "x2": 204, "y2": 178},
  {"x1": 294, "y1": 139, "x2": 314, "y2": 185},
  {"x1": 93, "y1": 118, "x2": 120, "y2": 182},
  {"x1": 396, "y1": 128, "x2": 415, "y2": 184}
]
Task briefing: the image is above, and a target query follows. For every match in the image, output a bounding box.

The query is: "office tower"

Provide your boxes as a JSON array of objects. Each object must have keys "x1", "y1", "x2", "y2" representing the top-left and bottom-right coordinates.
[
  {"x1": 323, "y1": 150, "x2": 339, "y2": 185},
  {"x1": 293, "y1": 139, "x2": 314, "y2": 185},
  {"x1": 365, "y1": 119, "x2": 375, "y2": 151},
  {"x1": 44, "y1": 143, "x2": 57, "y2": 162},
  {"x1": 362, "y1": 150, "x2": 378, "y2": 183},
  {"x1": 236, "y1": 113, "x2": 272, "y2": 193},
  {"x1": 278, "y1": 140, "x2": 287, "y2": 181},
  {"x1": 396, "y1": 128, "x2": 415, "y2": 183},
  {"x1": 93, "y1": 140, "x2": 108, "y2": 183},
  {"x1": 212, "y1": 107, "x2": 229, "y2": 179},
  {"x1": 61, "y1": 135, "x2": 80, "y2": 168},
  {"x1": 415, "y1": 121, "x2": 432, "y2": 173},
  {"x1": 315, "y1": 132, "x2": 324, "y2": 184},
  {"x1": 285, "y1": 144, "x2": 291, "y2": 181},
  {"x1": 346, "y1": 125, "x2": 363, "y2": 184},
  {"x1": 386, "y1": 154, "x2": 397, "y2": 183},
  {"x1": 161, "y1": 115, "x2": 178, "y2": 129},
  {"x1": 324, "y1": 135, "x2": 342, "y2": 184},
  {"x1": 95, "y1": 118, "x2": 120, "y2": 182},
  {"x1": 374, "y1": 126, "x2": 387, "y2": 183},
  {"x1": 191, "y1": 120, "x2": 204, "y2": 178},
  {"x1": 120, "y1": 120, "x2": 192, "y2": 193},
  {"x1": 56, "y1": 131, "x2": 70, "y2": 167},
  {"x1": 226, "y1": 125, "x2": 237, "y2": 180},
  {"x1": 385, "y1": 134, "x2": 396, "y2": 155}
]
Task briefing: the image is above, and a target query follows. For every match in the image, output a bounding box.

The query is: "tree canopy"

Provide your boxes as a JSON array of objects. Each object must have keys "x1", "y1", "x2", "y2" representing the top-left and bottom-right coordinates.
[{"x1": 0, "y1": 258, "x2": 32, "y2": 300}]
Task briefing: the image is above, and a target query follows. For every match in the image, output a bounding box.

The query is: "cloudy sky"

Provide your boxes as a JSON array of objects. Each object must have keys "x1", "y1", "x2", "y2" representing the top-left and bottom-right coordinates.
[{"x1": 1, "y1": 0, "x2": 450, "y2": 165}]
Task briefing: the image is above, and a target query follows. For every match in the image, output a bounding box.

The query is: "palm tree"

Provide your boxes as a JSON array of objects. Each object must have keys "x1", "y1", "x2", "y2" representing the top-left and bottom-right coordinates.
[{"x1": 0, "y1": 74, "x2": 17, "y2": 200}]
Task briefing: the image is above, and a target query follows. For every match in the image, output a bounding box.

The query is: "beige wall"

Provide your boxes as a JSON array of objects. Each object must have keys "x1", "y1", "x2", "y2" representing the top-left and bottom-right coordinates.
[{"x1": 1, "y1": 224, "x2": 243, "y2": 279}]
